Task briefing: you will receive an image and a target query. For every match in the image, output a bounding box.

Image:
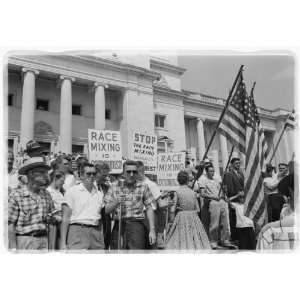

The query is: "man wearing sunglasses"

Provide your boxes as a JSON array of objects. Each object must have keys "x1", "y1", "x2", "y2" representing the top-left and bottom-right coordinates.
[
  {"x1": 104, "y1": 160, "x2": 156, "y2": 250},
  {"x1": 60, "y1": 162, "x2": 105, "y2": 250}
]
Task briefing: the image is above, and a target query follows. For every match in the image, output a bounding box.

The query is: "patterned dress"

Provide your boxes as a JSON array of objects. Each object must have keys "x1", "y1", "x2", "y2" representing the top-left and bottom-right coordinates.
[{"x1": 166, "y1": 185, "x2": 211, "y2": 250}]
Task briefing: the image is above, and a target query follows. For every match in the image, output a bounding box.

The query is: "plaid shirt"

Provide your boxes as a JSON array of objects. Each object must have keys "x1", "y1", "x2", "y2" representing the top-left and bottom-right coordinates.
[
  {"x1": 8, "y1": 186, "x2": 55, "y2": 234},
  {"x1": 257, "y1": 216, "x2": 298, "y2": 251},
  {"x1": 103, "y1": 180, "x2": 155, "y2": 220}
]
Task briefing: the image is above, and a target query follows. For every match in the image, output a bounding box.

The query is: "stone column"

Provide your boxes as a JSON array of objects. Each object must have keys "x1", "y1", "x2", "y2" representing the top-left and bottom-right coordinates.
[
  {"x1": 20, "y1": 68, "x2": 39, "y2": 148},
  {"x1": 59, "y1": 75, "x2": 75, "y2": 154},
  {"x1": 94, "y1": 83, "x2": 106, "y2": 129},
  {"x1": 196, "y1": 117, "x2": 206, "y2": 160},
  {"x1": 219, "y1": 133, "x2": 228, "y2": 170}
]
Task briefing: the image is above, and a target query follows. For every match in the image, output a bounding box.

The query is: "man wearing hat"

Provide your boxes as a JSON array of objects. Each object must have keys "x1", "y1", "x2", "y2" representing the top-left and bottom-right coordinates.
[
  {"x1": 8, "y1": 157, "x2": 55, "y2": 250},
  {"x1": 24, "y1": 140, "x2": 44, "y2": 158}
]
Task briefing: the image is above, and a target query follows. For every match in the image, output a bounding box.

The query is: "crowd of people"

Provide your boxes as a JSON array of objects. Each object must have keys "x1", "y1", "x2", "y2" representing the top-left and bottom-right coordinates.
[{"x1": 7, "y1": 140, "x2": 297, "y2": 251}]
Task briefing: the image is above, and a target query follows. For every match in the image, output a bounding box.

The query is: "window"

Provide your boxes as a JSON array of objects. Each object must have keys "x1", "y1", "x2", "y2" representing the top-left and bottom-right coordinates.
[
  {"x1": 105, "y1": 109, "x2": 111, "y2": 120},
  {"x1": 36, "y1": 98, "x2": 49, "y2": 111},
  {"x1": 8, "y1": 139, "x2": 13, "y2": 150},
  {"x1": 72, "y1": 144, "x2": 84, "y2": 153},
  {"x1": 72, "y1": 105, "x2": 81, "y2": 115},
  {"x1": 155, "y1": 114, "x2": 166, "y2": 128},
  {"x1": 8, "y1": 94, "x2": 13, "y2": 106}
]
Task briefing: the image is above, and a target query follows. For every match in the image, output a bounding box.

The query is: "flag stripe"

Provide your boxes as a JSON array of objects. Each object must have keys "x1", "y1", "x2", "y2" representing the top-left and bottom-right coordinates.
[
  {"x1": 219, "y1": 118, "x2": 246, "y2": 140},
  {"x1": 226, "y1": 109, "x2": 245, "y2": 129},
  {"x1": 245, "y1": 127, "x2": 256, "y2": 168},
  {"x1": 218, "y1": 127, "x2": 246, "y2": 153}
]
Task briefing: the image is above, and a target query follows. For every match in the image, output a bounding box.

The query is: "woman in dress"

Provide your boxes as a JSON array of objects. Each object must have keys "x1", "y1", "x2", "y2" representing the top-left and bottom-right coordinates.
[{"x1": 166, "y1": 170, "x2": 211, "y2": 250}]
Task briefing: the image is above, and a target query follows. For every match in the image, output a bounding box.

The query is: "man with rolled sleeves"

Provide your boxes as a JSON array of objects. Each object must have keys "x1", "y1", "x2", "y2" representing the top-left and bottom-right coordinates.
[{"x1": 104, "y1": 160, "x2": 156, "y2": 250}]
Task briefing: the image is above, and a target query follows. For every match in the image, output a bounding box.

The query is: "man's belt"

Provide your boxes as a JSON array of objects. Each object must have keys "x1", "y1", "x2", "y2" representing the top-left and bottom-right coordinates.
[
  {"x1": 16, "y1": 230, "x2": 47, "y2": 237},
  {"x1": 70, "y1": 223, "x2": 100, "y2": 228}
]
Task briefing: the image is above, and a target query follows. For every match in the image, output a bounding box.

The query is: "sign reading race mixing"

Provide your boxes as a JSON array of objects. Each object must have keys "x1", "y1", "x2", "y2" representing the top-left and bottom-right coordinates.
[
  {"x1": 157, "y1": 152, "x2": 186, "y2": 190},
  {"x1": 88, "y1": 129, "x2": 123, "y2": 173}
]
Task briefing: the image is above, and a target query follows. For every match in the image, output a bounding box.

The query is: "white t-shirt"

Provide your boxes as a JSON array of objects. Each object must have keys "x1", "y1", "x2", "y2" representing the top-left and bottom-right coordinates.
[
  {"x1": 263, "y1": 176, "x2": 279, "y2": 195},
  {"x1": 62, "y1": 183, "x2": 103, "y2": 225},
  {"x1": 63, "y1": 174, "x2": 76, "y2": 191},
  {"x1": 47, "y1": 185, "x2": 64, "y2": 211},
  {"x1": 144, "y1": 177, "x2": 161, "y2": 200},
  {"x1": 143, "y1": 177, "x2": 161, "y2": 210},
  {"x1": 198, "y1": 175, "x2": 221, "y2": 198}
]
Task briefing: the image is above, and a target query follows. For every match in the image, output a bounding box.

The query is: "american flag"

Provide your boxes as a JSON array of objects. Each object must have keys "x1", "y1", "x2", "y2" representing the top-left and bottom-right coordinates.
[
  {"x1": 243, "y1": 88, "x2": 267, "y2": 226},
  {"x1": 218, "y1": 75, "x2": 268, "y2": 226},
  {"x1": 218, "y1": 74, "x2": 247, "y2": 153}
]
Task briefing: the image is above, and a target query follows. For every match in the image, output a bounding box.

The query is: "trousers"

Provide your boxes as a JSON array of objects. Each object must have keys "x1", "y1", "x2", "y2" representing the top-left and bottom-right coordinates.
[
  {"x1": 110, "y1": 219, "x2": 148, "y2": 250},
  {"x1": 16, "y1": 236, "x2": 48, "y2": 250},
  {"x1": 67, "y1": 224, "x2": 105, "y2": 250},
  {"x1": 209, "y1": 199, "x2": 230, "y2": 242}
]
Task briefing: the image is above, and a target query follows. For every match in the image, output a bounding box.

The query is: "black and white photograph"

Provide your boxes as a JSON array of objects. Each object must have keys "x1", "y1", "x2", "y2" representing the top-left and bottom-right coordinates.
[
  {"x1": 1, "y1": 2, "x2": 300, "y2": 300},
  {"x1": 3, "y1": 51, "x2": 297, "y2": 252}
]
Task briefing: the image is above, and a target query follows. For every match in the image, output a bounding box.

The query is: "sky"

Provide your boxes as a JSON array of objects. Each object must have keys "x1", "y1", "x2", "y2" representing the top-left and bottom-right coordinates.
[{"x1": 178, "y1": 54, "x2": 295, "y2": 111}]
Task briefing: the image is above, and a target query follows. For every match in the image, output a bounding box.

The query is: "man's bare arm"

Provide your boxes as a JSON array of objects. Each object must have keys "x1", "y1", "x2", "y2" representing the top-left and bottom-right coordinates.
[
  {"x1": 60, "y1": 204, "x2": 71, "y2": 250},
  {"x1": 146, "y1": 207, "x2": 156, "y2": 245}
]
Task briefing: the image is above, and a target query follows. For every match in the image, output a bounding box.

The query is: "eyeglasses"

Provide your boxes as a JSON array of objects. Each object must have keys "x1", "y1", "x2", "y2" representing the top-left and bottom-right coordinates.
[
  {"x1": 86, "y1": 172, "x2": 96, "y2": 177},
  {"x1": 126, "y1": 170, "x2": 138, "y2": 174}
]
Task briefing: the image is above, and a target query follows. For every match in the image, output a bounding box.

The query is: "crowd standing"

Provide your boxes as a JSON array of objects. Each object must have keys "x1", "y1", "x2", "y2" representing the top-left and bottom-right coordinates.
[{"x1": 7, "y1": 140, "x2": 297, "y2": 251}]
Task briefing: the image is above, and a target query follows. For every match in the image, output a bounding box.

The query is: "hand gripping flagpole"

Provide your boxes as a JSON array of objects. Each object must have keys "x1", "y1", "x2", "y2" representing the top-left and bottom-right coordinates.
[{"x1": 192, "y1": 65, "x2": 244, "y2": 188}]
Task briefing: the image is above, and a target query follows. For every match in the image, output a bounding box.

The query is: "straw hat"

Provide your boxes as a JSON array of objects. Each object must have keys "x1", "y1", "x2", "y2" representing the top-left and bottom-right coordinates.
[{"x1": 19, "y1": 157, "x2": 50, "y2": 175}]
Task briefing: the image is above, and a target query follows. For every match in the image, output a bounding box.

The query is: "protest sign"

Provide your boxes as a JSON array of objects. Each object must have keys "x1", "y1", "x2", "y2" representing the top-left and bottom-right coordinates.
[
  {"x1": 88, "y1": 129, "x2": 122, "y2": 173},
  {"x1": 131, "y1": 132, "x2": 157, "y2": 174},
  {"x1": 157, "y1": 152, "x2": 186, "y2": 190}
]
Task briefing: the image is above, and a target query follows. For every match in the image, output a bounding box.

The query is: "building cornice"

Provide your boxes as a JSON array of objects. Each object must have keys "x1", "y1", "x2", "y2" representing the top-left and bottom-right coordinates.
[
  {"x1": 183, "y1": 89, "x2": 292, "y2": 121},
  {"x1": 8, "y1": 55, "x2": 154, "y2": 94},
  {"x1": 150, "y1": 59, "x2": 186, "y2": 75},
  {"x1": 153, "y1": 84, "x2": 185, "y2": 99},
  {"x1": 70, "y1": 55, "x2": 161, "y2": 81}
]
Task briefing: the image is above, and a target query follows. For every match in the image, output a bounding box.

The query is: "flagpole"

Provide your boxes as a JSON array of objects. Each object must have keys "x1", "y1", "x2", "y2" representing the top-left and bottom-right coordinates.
[
  {"x1": 250, "y1": 81, "x2": 256, "y2": 97},
  {"x1": 218, "y1": 145, "x2": 235, "y2": 198},
  {"x1": 191, "y1": 65, "x2": 244, "y2": 188},
  {"x1": 269, "y1": 123, "x2": 287, "y2": 164}
]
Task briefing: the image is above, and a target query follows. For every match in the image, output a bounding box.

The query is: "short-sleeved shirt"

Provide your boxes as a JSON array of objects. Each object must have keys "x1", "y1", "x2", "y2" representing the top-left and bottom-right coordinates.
[
  {"x1": 143, "y1": 177, "x2": 161, "y2": 210},
  {"x1": 263, "y1": 176, "x2": 279, "y2": 195},
  {"x1": 63, "y1": 174, "x2": 76, "y2": 191},
  {"x1": 103, "y1": 180, "x2": 155, "y2": 220},
  {"x1": 62, "y1": 183, "x2": 103, "y2": 226},
  {"x1": 46, "y1": 186, "x2": 64, "y2": 211},
  {"x1": 199, "y1": 176, "x2": 221, "y2": 198},
  {"x1": 144, "y1": 177, "x2": 161, "y2": 200},
  {"x1": 8, "y1": 186, "x2": 55, "y2": 234}
]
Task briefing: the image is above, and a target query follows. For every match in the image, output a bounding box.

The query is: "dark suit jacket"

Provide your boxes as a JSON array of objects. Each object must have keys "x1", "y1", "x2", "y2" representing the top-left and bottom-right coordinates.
[{"x1": 223, "y1": 169, "x2": 244, "y2": 198}]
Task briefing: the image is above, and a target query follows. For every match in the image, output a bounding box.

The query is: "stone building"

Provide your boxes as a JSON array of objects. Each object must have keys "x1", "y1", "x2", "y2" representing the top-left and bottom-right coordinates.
[{"x1": 5, "y1": 52, "x2": 294, "y2": 173}]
